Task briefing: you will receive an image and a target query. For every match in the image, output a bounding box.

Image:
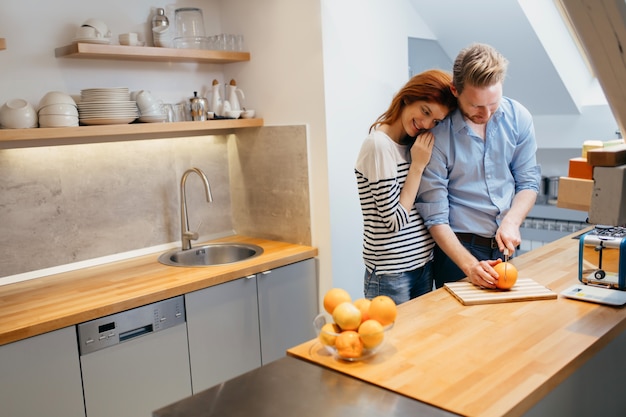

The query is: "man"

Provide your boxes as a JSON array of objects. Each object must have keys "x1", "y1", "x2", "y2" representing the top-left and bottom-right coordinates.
[{"x1": 416, "y1": 43, "x2": 541, "y2": 289}]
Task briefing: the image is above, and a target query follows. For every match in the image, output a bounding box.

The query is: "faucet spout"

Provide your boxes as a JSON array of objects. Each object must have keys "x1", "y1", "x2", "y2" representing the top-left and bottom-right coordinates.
[{"x1": 180, "y1": 167, "x2": 213, "y2": 251}]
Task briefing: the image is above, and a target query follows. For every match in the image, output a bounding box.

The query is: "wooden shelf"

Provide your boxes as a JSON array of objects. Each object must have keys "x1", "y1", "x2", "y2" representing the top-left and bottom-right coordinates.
[
  {"x1": 0, "y1": 38, "x2": 6, "y2": 50},
  {"x1": 0, "y1": 118, "x2": 263, "y2": 149},
  {"x1": 55, "y1": 43, "x2": 250, "y2": 63}
]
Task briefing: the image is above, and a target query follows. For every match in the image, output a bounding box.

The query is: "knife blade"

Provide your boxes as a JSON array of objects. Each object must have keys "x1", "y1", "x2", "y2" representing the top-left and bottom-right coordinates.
[{"x1": 503, "y1": 248, "x2": 509, "y2": 280}]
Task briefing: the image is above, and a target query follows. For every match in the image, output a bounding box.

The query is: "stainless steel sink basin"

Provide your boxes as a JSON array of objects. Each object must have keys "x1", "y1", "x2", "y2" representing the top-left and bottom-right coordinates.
[{"x1": 158, "y1": 243, "x2": 264, "y2": 267}]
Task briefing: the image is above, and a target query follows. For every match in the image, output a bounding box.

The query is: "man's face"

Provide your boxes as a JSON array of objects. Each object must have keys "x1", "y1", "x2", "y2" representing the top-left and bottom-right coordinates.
[{"x1": 453, "y1": 82, "x2": 502, "y2": 125}]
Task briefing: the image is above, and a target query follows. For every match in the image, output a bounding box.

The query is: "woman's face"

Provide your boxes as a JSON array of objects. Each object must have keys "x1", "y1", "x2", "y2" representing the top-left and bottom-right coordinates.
[{"x1": 402, "y1": 100, "x2": 449, "y2": 137}]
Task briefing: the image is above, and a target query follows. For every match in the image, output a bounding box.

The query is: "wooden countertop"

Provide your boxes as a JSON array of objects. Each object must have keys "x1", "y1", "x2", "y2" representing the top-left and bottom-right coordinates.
[
  {"x1": 288, "y1": 231, "x2": 626, "y2": 417},
  {"x1": 0, "y1": 235, "x2": 317, "y2": 346}
]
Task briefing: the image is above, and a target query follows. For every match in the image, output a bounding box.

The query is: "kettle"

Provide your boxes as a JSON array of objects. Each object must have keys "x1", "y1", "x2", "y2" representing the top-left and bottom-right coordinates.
[
  {"x1": 210, "y1": 79, "x2": 223, "y2": 115},
  {"x1": 225, "y1": 79, "x2": 245, "y2": 111},
  {"x1": 189, "y1": 91, "x2": 208, "y2": 121}
]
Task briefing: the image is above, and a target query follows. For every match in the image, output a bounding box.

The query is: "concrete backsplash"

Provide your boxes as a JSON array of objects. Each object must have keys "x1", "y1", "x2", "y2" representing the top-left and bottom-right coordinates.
[
  {"x1": 229, "y1": 126, "x2": 311, "y2": 245},
  {"x1": 0, "y1": 125, "x2": 310, "y2": 279}
]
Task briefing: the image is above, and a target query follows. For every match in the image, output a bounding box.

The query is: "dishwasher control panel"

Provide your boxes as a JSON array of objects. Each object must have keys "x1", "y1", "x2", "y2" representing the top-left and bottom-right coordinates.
[{"x1": 77, "y1": 295, "x2": 185, "y2": 355}]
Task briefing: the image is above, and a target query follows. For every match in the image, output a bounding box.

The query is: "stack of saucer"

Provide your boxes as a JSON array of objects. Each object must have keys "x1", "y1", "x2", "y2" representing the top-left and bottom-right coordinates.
[{"x1": 77, "y1": 87, "x2": 138, "y2": 125}]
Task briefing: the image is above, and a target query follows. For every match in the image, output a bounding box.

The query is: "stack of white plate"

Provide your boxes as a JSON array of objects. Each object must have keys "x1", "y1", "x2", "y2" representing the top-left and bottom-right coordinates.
[{"x1": 77, "y1": 87, "x2": 138, "y2": 125}]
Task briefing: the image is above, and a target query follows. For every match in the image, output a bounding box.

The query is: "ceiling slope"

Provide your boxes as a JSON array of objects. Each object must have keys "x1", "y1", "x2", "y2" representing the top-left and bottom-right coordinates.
[{"x1": 408, "y1": 0, "x2": 586, "y2": 115}]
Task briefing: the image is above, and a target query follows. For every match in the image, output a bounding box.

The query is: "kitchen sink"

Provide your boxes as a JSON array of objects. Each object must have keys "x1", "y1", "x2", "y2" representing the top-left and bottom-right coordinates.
[{"x1": 158, "y1": 243, "x2": 264, "y2": 267}]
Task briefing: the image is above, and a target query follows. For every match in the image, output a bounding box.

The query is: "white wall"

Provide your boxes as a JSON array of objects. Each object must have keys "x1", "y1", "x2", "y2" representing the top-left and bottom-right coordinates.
[
  {"x1": 320, "y1": 0, "x2": 434, "y2": 300},
  {"x1": 218, "y1": 0, "x2": 333, "y2": 300},
  {"x1": 0, "y1": 0, "x2": 225, "y2": 105}
]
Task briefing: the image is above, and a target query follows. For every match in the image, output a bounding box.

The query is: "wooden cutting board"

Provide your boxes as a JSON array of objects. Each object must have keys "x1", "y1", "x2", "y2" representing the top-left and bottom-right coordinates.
[{"x1": 444, "y1": 278, "x2": 557, "y2": 305}]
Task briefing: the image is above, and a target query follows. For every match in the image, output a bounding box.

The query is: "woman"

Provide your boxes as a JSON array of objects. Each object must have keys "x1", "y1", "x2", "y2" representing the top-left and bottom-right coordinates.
[{"x1": 355, "y1": 69, "x2": 457, "y2": 304}]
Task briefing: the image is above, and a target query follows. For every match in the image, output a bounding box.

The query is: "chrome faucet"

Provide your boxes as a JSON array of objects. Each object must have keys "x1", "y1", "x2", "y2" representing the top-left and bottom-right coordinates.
[{"x1": 180, "y1": 167, "x2": 213, "y2": 251}]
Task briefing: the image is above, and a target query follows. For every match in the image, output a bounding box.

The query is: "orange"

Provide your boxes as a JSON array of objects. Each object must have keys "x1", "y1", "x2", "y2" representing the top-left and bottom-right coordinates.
[
  {"x1": 353, "y1": 298, "x2": 371, "y2": 323},
  {"x1": 494, "y1": 261, "x2": 518, "y2": 290},
  {"x1": 332, "y1": 301, "x2": 362, "y2": 331},
  {"x1": 358, "y1": 319, "x2": 385, "y2": 349},
  {"x1": 368, "y1": 295, "x2": 397, "y2": 326},
  {"x1": 323, "y1": 288, "x2": 352, "y2": 314},
  {"x1": 318, "y1": 322, "x2": 341, "y2": 347},
  {"x1": 335, "y1": 330, "x2": 363, "y2": 359}
]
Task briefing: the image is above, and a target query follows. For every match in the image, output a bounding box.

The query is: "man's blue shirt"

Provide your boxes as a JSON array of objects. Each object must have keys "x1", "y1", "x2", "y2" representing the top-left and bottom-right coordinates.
[{"x1": 416, "y1": 97, "x2": 541, "y2": 237}]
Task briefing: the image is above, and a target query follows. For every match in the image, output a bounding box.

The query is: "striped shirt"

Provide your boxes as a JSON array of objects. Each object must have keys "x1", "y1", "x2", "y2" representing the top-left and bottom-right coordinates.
[{"x1": 355, "y1": 130, "x2": 435, "y2": 275}]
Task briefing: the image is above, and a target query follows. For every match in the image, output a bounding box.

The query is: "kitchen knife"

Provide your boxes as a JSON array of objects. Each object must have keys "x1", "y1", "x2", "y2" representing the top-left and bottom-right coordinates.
[{"x1": 503, "y1": 248, "x2": 509, "y2": 280}]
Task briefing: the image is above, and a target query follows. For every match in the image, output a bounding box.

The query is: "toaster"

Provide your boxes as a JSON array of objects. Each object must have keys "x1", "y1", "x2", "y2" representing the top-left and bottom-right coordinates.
[{"x1": 578, "y1": 226, "x2": 626, "y2": 290}]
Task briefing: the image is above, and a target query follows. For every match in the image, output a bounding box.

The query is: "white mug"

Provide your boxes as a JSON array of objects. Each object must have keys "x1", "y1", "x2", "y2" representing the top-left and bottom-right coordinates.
[{"x1": 135, "y1": 90, "x2": 158, "y2": 111}]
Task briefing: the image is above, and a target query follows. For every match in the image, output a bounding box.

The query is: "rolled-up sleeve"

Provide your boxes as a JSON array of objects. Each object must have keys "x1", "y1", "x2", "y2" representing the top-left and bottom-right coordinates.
[{"x1": 416, "y1": 132, "x2": 451, "y2": 228}]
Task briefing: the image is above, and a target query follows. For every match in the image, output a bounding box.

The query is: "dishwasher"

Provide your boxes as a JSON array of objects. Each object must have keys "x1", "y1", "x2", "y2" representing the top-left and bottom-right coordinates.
[{"x1": 77, "y1": 295, "x2": 192, "y2": 417}]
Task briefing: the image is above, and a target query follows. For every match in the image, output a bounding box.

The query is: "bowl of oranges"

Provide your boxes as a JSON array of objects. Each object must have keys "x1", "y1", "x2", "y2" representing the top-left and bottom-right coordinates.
[{"x1": 314, "y1": 288, "x2": 397, "y2": 361}]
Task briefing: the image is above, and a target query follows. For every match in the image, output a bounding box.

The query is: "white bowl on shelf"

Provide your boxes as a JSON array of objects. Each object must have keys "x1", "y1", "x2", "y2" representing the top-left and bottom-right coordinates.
[
  {"x1": 38, "y1": 114, "x2": 79, "y2": 128},
  {"x1": 81, "y1": 18, "x2": 111, "y2": 38},
  {"x1": 241, "y1": 109, "x2": 255, "y2": 119},
  {"x1": 0, "y1": 99, "x2": 38, "y2": 129},
  {"x1": 38, "y1": 91, "x2": 77, "y2": 110},
  {"x1": 225, "y1": 110, "x2": 242, "y2": 119},
  {"x1": 38, "y1": 103, "x2": 79, "y2": 117}
]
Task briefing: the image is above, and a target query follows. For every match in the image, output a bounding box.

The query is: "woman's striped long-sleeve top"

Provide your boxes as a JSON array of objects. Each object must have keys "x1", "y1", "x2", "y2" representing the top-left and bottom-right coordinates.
[{"x1": 355, "y1": 130, "x2": 435, "y2": 275}]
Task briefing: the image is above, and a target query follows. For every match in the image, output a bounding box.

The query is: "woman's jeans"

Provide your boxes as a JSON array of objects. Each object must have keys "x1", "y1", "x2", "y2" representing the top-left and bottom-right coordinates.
[{"x1": 364, "y1": 262, "x2": 433, "y2": 305}]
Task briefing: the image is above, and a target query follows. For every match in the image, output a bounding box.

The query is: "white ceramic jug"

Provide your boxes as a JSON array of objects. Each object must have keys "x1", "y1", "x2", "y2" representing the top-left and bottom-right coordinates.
[
  {"x1": 225, "y1": 80, "x2": 245, "y2": 111},
  {"x1": 210, "y1": 79, "x2": 223, "y2": 114}
]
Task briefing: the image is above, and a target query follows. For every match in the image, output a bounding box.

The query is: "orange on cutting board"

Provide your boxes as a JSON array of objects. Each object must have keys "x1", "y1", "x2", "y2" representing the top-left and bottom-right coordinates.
[{"x1": 494, "y1": 261, "x2": 518, "y2": 290}]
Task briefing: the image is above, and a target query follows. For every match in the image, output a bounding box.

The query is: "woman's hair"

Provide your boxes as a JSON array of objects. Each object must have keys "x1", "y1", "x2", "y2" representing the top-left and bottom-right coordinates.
[
  {"x1": 370, "y1": 69, "x2": 457, "y2": 137},
  {"x1": 453, "y1": 43, "x2": 508, "y2": 94}
]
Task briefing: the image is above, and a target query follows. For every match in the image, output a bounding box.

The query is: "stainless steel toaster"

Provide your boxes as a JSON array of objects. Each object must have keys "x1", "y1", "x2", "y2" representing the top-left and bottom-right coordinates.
[{"x1": 579, "y1": 226, "x2": 626, "y2": 290}]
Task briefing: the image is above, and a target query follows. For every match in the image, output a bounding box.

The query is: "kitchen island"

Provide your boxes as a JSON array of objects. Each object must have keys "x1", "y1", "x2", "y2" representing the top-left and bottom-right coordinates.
[{"x1": 288, "y1": 230, "x2": 626, "y2": 417}]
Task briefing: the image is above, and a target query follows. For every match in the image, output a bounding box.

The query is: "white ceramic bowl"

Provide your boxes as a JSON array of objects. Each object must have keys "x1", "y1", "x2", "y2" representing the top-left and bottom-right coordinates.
[
  {"x1": 225, "y1": 110, "x2": 242, "y2": 119},
  {"x1": 38, "y1": 114, "x2": 79, "y2": 128},
  {"x1": 119, "y1": 33, "x2": 139, "y2": 46},
  {"x1": 38, "y1": 103, "x2": 79, "y2": 117},
  {"x1": 38, "y1": 92, "x2": 77, "y2": 110},
  {"x1": 75, "y1": 26, "x2": 97, "y2": 39},
  {"x1": 241, "y1": 109, "x2": 256, "y2": 119},
  {"x1": 0, "y1": 99, "x2": 38, "y2": 129},
  {"x1": 82, "y1": 18, "x2": 110, "y2": 38}
]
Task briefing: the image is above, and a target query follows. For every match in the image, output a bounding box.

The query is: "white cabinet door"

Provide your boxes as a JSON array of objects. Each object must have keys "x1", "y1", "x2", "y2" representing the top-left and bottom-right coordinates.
[
  {"x1": 185, "y1": 258, "x2": 317, "y2": 392},
  {"x1": 0, "y1": 326, "x2": 85, "y2": 417},
  {"x1": 257, "y1": 258, "x2": 317, "y2": 364},
  {"x1": 185, "y1": 275, "x2": 262, "y2": 393}
]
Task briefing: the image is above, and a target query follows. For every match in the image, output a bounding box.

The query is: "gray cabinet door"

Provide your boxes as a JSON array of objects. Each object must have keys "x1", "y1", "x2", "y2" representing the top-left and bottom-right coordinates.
[
  {"x1": 185, "y1": 275, "x2": 261, "y2": 393},
  {"x1": 257, "y1": 258, "x2": 318, "y2": 364},
  {"x1": 0, "y1": 326, "x2": 85, "y2": 417}
]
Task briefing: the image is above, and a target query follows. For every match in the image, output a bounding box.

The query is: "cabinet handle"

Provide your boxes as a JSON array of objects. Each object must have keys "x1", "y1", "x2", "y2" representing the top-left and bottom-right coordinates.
[
  {"x1": 245, "y1": 274, "x2": 255, "y2": 279},
  {"x1": 260, "y1": 270, "x2": 272, "y2": 276}
]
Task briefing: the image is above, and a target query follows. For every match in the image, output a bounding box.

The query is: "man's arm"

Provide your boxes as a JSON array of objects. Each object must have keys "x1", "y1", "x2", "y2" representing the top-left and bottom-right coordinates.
[
  {"x1": 496, "y1": 189, "x2": 537, "y2": 254},
  {"x1": 429, "y1": 224, "x2": 500, "y2": 288}
]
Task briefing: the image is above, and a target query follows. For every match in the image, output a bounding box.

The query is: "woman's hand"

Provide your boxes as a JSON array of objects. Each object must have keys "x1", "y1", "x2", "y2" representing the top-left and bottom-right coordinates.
[{"x1": 410, "y1": 131, "x2": 435, "y2": 172}]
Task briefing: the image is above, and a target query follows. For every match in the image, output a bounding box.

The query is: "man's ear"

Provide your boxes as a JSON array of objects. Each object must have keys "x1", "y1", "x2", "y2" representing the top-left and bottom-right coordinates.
[{"x1": 450, "y1": 84, "x2": 460, "y2": 98}]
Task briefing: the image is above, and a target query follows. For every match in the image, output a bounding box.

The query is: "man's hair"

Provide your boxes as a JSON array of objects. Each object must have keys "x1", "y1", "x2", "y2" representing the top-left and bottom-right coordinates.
[{"x1": 453, "y1": 43, "x2": 508, "y2": 94}]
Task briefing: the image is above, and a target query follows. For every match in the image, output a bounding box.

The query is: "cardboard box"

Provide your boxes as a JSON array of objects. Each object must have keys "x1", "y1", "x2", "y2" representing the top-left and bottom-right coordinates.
[
  {"x1": 589, "y1": 165, "x2": 626, "y2": 225},
  {"x1": 556, "y1": 176, "x2": 593, "y2": 212},
  {"x1": 587, "y1": 144, "x2": 626, "y2": 167},
  {"x1": 568, "y1": 157, "x2": 593, "y2": 180}
]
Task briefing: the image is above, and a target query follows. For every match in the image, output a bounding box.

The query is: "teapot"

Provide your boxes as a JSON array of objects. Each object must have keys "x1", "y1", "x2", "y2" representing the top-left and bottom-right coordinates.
[
  {"x1": 189, "y1": 91, "x2": 208, "y2": 121},
  {"x1": 210, "y1": 79, "x2": 223, "y2": 115},
  {"x1": 225, "y1": 79, "x2": 245, "y2": 111}
]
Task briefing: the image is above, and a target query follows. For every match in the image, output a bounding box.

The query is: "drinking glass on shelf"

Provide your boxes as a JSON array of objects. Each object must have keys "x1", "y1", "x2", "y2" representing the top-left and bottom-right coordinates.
[{"x1": 172, "y1": 102, "x2": 188, "y2": 122}]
